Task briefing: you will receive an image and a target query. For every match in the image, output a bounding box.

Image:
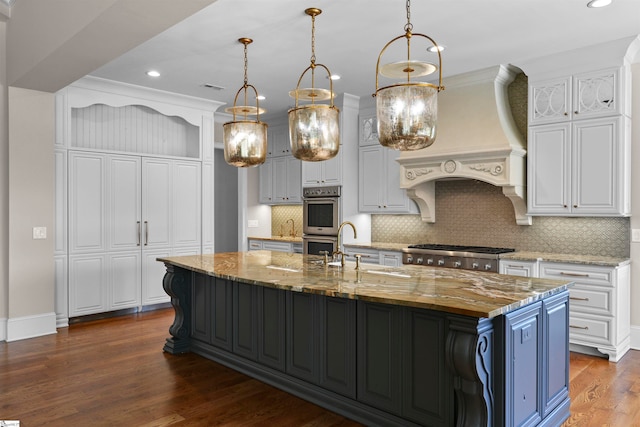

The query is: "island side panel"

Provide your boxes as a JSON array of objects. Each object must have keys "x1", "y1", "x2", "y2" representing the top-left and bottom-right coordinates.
[{"x1": 162, "y1": 263, "x2": 192, "y2": 354}]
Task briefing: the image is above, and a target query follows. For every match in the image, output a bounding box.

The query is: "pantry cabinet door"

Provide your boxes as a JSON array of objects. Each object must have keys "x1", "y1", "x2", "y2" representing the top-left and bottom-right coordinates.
[
  {"x1": 142, "y1": 158, "x2": 172, "y2": 248},
  {"x1": 69, "y1": 152, "x2": 107, "y2": 253},
  {"x1": 172, "y1": 160, "x2": 201, "y2": 248},
  {"x1": 109, "y1": 155, "x2": 141, "y2": 251}
]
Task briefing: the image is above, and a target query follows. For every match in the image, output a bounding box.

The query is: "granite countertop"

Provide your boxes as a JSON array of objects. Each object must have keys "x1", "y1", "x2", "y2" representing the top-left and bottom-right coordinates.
[
  {"x1": 158, "y1": 251, "x2": 572, "y2": 319},
  {"x1": 249, "y1": 236, "x2": 303, "y2": 243},
  {"x1": 500, "y1": 251, "x2": 630, "y2": 267}
]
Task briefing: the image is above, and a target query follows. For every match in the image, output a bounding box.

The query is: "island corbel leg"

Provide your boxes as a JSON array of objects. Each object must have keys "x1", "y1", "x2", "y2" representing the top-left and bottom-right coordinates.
[
  {"x1": 162, "y1": 264, "x2": 192, "y2": 354},
  {"x1": 446, "y1": 316, "x2": 494, "y2": 427}
]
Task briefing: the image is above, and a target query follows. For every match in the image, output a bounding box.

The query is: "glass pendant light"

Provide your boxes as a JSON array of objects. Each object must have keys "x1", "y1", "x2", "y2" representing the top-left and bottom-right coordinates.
[
  {"x1": 223, "y1": 38, "x2": 268, "y2": 167},
  {"x1": 288, "y1": 8, "x2": 340, "y2": 162},
  {"x1": 374, "y1": 0, "x2": 444, "y2": 151}
]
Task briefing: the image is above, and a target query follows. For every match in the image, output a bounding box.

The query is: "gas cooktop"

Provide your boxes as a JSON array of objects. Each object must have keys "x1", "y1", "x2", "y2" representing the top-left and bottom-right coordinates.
[{"x1": 402, "y1": 244, "x2": 516, "y2": 272}]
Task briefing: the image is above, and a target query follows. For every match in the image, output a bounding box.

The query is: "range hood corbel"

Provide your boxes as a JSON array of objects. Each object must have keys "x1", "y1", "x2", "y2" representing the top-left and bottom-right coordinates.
[{"x1": 396, "y1": 64, "x2": 532, "y2": 226}]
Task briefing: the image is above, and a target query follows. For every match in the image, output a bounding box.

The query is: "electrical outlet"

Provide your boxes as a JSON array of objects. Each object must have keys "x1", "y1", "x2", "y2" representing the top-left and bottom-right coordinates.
[
  {"x1": 248, "y1": 220, "x2": 259, "y2": 228},
  {"x1": 632, "y1": 229, "x2": 640, "y2": 243},
  {"x1": 33, "y1": 226, "x2": 47, "y2": 239}
]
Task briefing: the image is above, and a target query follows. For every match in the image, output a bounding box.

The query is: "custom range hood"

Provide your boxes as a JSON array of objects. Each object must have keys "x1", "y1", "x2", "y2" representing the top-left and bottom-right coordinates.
[{"x1": 396, "y1": 65, "x2": 531, "y2": 225}]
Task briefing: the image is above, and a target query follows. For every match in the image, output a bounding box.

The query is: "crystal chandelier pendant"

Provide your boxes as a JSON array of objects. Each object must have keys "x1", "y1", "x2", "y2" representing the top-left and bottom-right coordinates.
[
  {"x1": 288, "y1": 8, "x2": 340, "y2": 162},
  {"x1": 374, "y1": 0, "x2": 444, "y2": 151},
  {"x1": 223, "y1": 38, "x2": 268, "y2": 167}
]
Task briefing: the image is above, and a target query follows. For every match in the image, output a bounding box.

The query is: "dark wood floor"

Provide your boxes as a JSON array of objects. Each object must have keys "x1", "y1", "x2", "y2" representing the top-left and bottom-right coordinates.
[{"x1": 1, "y1": 308, "x2": 638, "y2": 426}]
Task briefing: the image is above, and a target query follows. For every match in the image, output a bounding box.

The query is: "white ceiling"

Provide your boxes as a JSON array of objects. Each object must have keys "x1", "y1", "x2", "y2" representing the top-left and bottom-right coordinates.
[{"x1": 89, "y1": 0, "x2": 640, "y2": 119}]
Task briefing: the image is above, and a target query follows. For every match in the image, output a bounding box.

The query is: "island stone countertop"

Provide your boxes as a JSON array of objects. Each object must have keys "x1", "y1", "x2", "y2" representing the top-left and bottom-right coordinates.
[
  {"x1": 500, "y1": 251, "x2": 630, "y2": 267},
  {"x1": 158, "y1": 250, "x2": 572, "y2": 319}
]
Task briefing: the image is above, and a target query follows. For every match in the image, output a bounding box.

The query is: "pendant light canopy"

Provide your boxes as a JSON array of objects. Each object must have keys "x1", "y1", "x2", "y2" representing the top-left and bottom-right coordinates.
[
  {"x1": 288, "y1": 8, "x2": 340, "y2": 162},
  {"x1": 223, "y1": 38, "x2": 268, "y2": 167},
  {"x1": 374, "y1": 0, "x2": 445, "y2": 151}
]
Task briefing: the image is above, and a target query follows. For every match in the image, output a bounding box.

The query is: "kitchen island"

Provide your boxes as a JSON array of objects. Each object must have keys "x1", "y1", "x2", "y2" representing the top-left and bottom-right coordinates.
[{"x1": 158, "y1": 251, "x2": 573, "y2": 427}]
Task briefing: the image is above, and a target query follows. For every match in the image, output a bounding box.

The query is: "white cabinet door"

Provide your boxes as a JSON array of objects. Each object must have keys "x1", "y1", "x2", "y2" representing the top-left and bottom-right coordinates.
[
  {"x1": 110, "y1": 251, "x2": 141, "y2": 309},
  {"x1": 302, "y1": 149, "x2": 342, "y2": 187},
  {"x1": 499, "y1": 260, "x2": 539, "y2": 277},
  {"x1": 273, "y1": 156, "x2": 288, "y2": 202},
  {"x1": 109, "y1": 155, "x2": 141, "y2": 251},
  {"x1": 359, "y1": 145, "x2": 383, "y2": 211},
  {"x1": 573, "y1": 69, "x2": 621, "y2": 120},
  {"x1": 142, "y1": 248, "x2": 171, "y2": 305},
  {"x1": 529, "y1": 77, "x2": 571, "y2": 125},
  {"x1": 359, "y1": 145, "x2": 417, "y2": 214},
  {"x1": 380, "y1": 251, "x2": 402, "y2": 267},
  {"x1": 142, "y1": 158, "x2": 172, "y2": 248},
  {"x1": 572, "y1": 117, "x2": 620, "y2": 215},
  {"x1": 69, "y1": 152, "x2": 107, "y2": 253},
  {"x1": 527, "y1": 123, "x2": 571, "y2": 214},
  {"x1": 384, "y1": 149, "x2": 416, "y2": 213},
  {"x1": 259, "y1": 158, "x2": 273, "y2": 203},
  {"x1": 286, "y1": 156, "x2": 302, "y2": 203},
  {"x1": 172, "y1": 160, "x2": 201, "y2": 247},
  {"x1": 69, "y1": 254, "x2": 108, "y2": 316}
]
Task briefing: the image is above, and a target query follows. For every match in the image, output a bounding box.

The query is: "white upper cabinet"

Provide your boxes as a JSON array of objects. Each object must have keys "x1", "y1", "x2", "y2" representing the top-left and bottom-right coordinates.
[
  {"x1": 528, "y1": 117, "x2": 629, "y2": 216},
  {"x1": 529, "y1": 67, "x2": 624, "y2": 126},
  {"x1": 301, "y1": 150, "x2": 343, "y2": 187},
  {"x1": 527, "y1": 65, "x2": 630, "y2": 217},
  {"x1": 258, "y1": 120, "x2": 302, "y2": 205},
  {"x1": 358, "y1": 110, "x2": 417, "y2": 214}
]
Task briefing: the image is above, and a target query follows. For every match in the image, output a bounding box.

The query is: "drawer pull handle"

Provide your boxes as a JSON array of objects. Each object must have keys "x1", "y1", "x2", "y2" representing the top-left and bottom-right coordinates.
[
  {"x1": 507, "y1": 265, "x2": 525, "y2": 268},
  {"x1": 570, "y1": 297, "x2": 590, "y2": 301},
  {"x1": 570, "y1": 325, "x2": 589, "y2": 330},
  {"x1": 560, "y1": 272, "x2": 590, "y2": 278}
]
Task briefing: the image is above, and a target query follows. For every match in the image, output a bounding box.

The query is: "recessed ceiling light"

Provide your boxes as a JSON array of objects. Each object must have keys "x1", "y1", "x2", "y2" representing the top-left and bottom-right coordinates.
[
  {"x1": 587, "y1": 0, "x2": 612, "y2": 7},
  {"x1": 146, "y1": 70, "x2": 161, "y2": 77},
  {"x1": 427, "y1": 45, "x2": 445, "y2": 53}
]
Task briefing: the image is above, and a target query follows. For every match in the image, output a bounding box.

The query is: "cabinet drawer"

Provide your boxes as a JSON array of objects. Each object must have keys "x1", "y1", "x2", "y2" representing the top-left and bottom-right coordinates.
[
  {"x1": 569, "y1": 286, "x2": 613, "y2": 316},
  {"x1": 248, "y1": 240, "x2": 263, "y2": 250},
  {"x1": 569, "y1": 314, "x2": 612, "y2": 345},
  {"x1": 262, "y1": 241, "x2": 293, "y2": 252},
  {"x1": 539, "y1": 263, "x2": 613, "y2": 287}
]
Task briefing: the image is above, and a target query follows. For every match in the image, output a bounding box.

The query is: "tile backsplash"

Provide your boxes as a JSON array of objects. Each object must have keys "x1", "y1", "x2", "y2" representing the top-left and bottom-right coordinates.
[
  {"x1": 272, "y1": 205, "x2": 303, "y2": 238},
  {"x1": 372, "y1": 180, "x2": 630, "y2": 258}
]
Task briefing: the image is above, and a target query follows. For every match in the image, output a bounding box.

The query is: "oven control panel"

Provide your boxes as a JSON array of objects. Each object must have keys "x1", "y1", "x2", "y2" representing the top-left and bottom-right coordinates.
[{"x1": 303, "y1": 186, "x2": 341, "y2": 198}]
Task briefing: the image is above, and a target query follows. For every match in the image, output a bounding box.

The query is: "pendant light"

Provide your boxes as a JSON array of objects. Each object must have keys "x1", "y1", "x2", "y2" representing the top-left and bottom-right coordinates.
[
  {"x1": 374, "y1": 0, "x2": 444, "y2": 151},
  {"x1": 223, "y1": 38, "x2": 268, "y2": 167},
  {"x1": 288, "y1": 8, "x2": 340, "y2": 162}
]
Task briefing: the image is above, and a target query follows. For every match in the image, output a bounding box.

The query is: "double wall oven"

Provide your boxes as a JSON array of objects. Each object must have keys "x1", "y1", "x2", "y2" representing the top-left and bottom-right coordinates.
[{"x1": 302, "y1": 186, "x2": 341, "y2": 255}]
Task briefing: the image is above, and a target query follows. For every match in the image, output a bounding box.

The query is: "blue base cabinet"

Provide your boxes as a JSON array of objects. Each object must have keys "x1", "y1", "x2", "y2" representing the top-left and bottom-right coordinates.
[{"x1": 164, "y1": 264, "x2": 570, "y2": 427}]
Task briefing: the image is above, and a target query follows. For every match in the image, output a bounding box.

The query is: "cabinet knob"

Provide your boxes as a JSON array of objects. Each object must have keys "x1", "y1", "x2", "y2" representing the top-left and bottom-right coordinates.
[
  {"x1": 574, "y1": 111, "x2": 579, "y2": 115},
  {"x1": 564, "y1": 112, "x2": 568, "y2": 116},
  {"x1": 573, "y1": 205, "x2": 578, "y2": 208}
]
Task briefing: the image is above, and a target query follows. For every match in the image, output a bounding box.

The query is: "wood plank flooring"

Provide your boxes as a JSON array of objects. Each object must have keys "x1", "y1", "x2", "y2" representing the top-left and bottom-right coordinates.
[{"x1": 1, "y1": 308, "x2": 639, "y2": 426}]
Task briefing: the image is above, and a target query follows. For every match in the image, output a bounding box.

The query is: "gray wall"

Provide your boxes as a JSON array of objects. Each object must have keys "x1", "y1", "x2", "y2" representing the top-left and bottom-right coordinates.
[{"x1": 214, "y1": 148, "x2": 238, "y2": 252}]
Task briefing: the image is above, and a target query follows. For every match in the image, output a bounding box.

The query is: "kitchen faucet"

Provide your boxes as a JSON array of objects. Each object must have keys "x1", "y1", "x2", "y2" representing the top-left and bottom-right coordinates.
[
  {"x1": 286, "y1": 218, "x2": 295, "y2": 237},
  {"x1": 333, "y1": 221, "x2": 357, "y2": 266}
]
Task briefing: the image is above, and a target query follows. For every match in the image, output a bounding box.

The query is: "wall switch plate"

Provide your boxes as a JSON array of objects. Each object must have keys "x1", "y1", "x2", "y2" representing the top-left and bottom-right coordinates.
[
  {"x1": 248, "y1": 220, "x2": 259, "y2": 228},
  {"x1": 33, "y1": 226, "x2": 47, "y2": 239},
  {"x1": 632, "y1": 229, "x2": 640, "y2": 243}
]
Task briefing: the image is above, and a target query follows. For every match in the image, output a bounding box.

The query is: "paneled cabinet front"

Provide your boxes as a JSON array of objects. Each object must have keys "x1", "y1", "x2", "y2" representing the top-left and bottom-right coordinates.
[
  {"x1": 258, "y1": 156, "x2": 301, "y2": 205},
  {"x1": 69, "y1": 151, "x2": 201, "y2": 316},
  {"x1": 358, "y1": 130, "x2": 417, "y2": 214},
  {"x1": 528, "y1": 116, "x2": 629, "y2": 216}
]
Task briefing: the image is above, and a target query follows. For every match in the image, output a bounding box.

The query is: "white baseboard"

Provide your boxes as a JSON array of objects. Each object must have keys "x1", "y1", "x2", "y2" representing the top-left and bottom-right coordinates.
[
  {"x1": 0, "y1": 317, "x2": 6, "y2": 341},
  {"x1": 7, "y1": 312, "x2": 57, "y2": 342},
  {"x1": 631, "y1": 325, "x2": 640, "y2": 350}
]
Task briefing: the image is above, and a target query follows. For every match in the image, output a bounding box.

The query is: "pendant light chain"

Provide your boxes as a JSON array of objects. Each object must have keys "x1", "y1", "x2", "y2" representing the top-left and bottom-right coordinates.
[
  {"x1": 243, "y1": 41, "x2": 249, "y2": 108},
  {"x1": 310, "y1": 13, "x2": 317, "y2": 66},
  {"x1": 404, "y1": 0, "x2": 413, "y2": 33}
]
